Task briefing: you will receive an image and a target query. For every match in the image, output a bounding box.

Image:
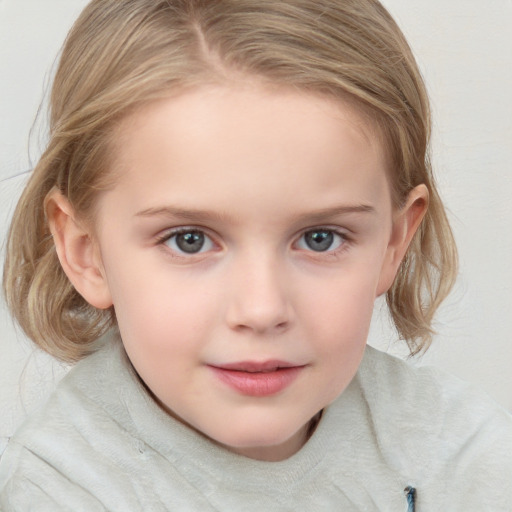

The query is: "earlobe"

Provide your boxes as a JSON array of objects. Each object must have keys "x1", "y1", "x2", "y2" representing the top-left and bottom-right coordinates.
[
  {"x1": 45, "y1": 188, "x2": 113, "y2": 309},
  {"x1": 376, "y1": 184, "x2": 429, "y2": 296}
]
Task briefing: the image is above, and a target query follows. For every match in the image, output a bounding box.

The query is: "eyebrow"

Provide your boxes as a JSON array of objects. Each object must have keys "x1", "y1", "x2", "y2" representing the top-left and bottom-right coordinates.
[
  {"x1": 134, "y1": 206, "x2": 232, "y2": 223},
  {"x1": 134, "y1": 204, "x2": 375, "y2": 224},
  {"x1": 295, "y1": 204, "x2": 376, "y2": 224}
]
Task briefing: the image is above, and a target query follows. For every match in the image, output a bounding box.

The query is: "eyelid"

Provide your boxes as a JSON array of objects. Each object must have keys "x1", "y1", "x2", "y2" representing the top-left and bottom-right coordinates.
[
  {"x1": 295, "y1": 225, "x2": 350, "y2": 240},
  {"x1": 293, "y1": 226, "x2": 351, "y2": 253},
  {"x1": 155, "y1": 226, "x2": 219, "y2": 256},
  {"x1": 156, "y1": 225, "x2": 212, "y2": 241},
  {"x1": 154, "y1": 224, "x2": 351, "y2": 256}
]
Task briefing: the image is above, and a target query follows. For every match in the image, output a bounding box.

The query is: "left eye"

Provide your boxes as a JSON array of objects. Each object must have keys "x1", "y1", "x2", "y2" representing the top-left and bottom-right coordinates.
[
  {"x1": 164, "y1": 230, "x2": 214, "y2": 254},
  {"x1": 296, "y1": 229, "x2": 345, "y2": 252}
]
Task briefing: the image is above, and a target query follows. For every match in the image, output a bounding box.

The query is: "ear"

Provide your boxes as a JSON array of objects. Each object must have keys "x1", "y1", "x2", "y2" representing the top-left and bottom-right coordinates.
[
  {"x1": 376, "y1": 184, "x2": 429, "y2": 296},
  {"x1": 45, "y1": 188, "x2": 113, "y2": 309}
]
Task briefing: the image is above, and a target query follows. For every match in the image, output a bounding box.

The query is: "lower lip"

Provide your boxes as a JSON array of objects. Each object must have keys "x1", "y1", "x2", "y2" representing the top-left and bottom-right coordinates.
[{"x1": 209, "y1": 366, "x2": 303, "y2": 397}]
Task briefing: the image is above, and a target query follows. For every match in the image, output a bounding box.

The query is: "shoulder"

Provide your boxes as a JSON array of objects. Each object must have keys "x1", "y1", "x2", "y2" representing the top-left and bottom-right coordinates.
[
  {"x1": 358, "y1": 345, "x2": 512, "y2": 434},
  {"x1": 353, "y1": 345, "x2": 512, "y2": 506},
  {"x1": 0, "y1": 334, "x2": 145, "y2": 509},
  {"x1": 0, "y1": 438, "x2": 107, "y2": 511}
]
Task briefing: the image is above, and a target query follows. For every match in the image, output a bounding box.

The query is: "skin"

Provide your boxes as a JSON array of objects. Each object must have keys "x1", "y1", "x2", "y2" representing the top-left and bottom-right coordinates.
[{"x1": 47, "y1": 84, "x2": 427, "y2": 462}]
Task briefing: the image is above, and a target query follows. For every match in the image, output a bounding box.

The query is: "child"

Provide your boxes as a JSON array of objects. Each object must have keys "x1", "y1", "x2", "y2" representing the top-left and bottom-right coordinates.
[{"x1": 1, "y1": 0, "x2": 511, "y2": 510}]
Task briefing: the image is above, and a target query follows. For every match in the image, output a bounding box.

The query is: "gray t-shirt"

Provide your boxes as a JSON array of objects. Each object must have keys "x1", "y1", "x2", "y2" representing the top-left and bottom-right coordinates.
[{"x1": 1, "y1": 335, "x2": 511, "y2": 511}]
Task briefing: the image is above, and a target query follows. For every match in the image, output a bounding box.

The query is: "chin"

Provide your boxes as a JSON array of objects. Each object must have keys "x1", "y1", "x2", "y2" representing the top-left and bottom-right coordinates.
[{"x1": 208, "y1": 418, "x2": 309, "y2": 461}]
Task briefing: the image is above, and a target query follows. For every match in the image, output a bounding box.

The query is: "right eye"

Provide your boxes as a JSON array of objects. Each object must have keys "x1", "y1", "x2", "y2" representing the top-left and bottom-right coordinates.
[{"x1": 161, "y1": 229, "x2": 215, "y2": 255}]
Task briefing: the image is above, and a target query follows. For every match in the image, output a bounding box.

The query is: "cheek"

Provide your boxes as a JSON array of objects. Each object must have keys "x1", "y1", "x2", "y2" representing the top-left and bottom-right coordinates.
[
  {"x1": 108, "y1": 270, "x2": 217, "y2": 402},
  {"x1": 311, "y1": 284, "x2": 375, "y2": 367},
  {"x1": 299, "y1": 263, "x2": 381, "y2": 396},
  {"x1": 303, "y1": 260, "x2": 381, "y2": 336},
  {"x1": 105, "y1": 256, "x2": 218, "y2": 354}
]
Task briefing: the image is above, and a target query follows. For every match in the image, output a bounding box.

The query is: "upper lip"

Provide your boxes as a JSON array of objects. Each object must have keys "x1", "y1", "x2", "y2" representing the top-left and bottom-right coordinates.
[{"x1": 211, "y1": 360, "x2": 302, "y2": 373}]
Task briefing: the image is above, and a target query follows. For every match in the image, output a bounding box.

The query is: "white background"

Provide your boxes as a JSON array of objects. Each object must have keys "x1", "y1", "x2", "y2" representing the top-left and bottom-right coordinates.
[{"x1": 1, "y1": 0, "x2": 511, "y2": 456}]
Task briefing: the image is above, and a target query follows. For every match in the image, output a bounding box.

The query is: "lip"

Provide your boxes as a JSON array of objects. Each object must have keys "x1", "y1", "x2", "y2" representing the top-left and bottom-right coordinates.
[{"x1": 208, "y1": 360, "x2": 305, "y2": 397}]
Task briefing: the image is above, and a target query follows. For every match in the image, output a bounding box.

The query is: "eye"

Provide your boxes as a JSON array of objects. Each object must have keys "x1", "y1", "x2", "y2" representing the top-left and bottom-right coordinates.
[
  {"x1": 296, "y1": 229, "x2": 345, "y2": 252},
  {"x1": 163, "y1": 229, "x2": 214, "y2": 255}
]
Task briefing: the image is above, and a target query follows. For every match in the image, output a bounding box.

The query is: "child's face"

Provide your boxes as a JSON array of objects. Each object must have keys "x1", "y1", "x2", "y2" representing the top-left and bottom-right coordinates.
[{"x1": 78, "y1": 85, "x2": 420, "y2": 461}]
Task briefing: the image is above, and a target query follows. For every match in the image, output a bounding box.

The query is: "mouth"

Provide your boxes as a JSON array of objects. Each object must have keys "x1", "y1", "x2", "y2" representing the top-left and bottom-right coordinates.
[
  {"x1": 208, "y1": 360, "x2": 305, "y2": 396},
  {"x1": 214, "y1": 360, "x2": 300, "y2": 373}
]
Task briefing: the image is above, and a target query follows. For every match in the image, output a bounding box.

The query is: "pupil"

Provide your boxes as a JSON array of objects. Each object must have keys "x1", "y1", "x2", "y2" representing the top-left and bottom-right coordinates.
[
  {"x1": 305, "y1": 230, "x2": 333, "y2": 252},
  {"x1": 176, "y1": 231, "x2": 205, "y2": 253}
]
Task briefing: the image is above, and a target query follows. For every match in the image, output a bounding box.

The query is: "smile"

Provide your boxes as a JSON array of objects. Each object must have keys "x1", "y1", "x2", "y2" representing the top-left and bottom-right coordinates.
[{"x1": 208, "y1": 361, "x2": 305, "y2": 397}]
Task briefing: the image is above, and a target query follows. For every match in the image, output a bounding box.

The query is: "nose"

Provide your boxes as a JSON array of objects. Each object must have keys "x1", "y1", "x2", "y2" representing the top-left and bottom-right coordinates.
[{"x1": 225, "y1": 252, "x2": 292, "y2": 335}]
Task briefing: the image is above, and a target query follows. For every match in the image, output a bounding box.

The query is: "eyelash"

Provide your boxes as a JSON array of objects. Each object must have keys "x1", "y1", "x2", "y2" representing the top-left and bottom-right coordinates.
[
  {"x1": 155, "y1": 226, "x2": 350, "y2": 257},
  {"x1": 155, "y1": 227, "x2": 217, "y2": 256},
  {"x1": 295, "y1": 228, "x2": 349, "y2": 255}
]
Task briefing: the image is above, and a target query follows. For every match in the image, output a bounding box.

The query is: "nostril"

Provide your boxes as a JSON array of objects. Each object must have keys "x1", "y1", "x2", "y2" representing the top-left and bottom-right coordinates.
[
  {"x1": 226, "y1": 310, "x2": 291, "y2": 335},
  {"x1": 231, "y1": 319, "x2": 289, "y2": 334}
]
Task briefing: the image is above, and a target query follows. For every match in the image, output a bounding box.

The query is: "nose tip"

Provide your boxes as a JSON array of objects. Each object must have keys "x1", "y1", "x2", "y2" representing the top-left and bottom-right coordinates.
[
  {"x1": 225, "y1": 262, "x2": 292, "y2": 335},
  {"x1": 226, "y1": 293, "x2": 292, "y2": 334}
]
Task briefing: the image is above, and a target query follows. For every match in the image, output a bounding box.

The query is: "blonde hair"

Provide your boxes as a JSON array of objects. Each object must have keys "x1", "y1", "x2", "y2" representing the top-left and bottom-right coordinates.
[{"x1": 3, "y1": 0, "x2": 457, "y2": 362}]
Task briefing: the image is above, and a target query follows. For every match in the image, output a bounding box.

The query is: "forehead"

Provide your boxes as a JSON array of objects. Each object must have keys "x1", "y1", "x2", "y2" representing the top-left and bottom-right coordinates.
[{"x1": 104, "y1": 84, "x2": 390, "y2": 220}]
